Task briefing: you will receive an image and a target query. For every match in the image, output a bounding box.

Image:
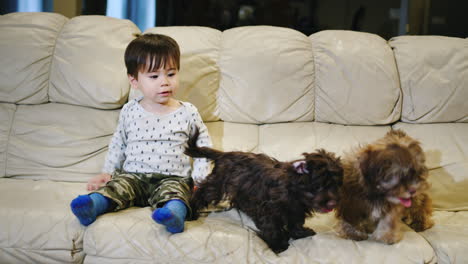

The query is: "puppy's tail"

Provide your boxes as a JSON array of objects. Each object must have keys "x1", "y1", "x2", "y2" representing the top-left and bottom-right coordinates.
[{"x1": 185, "y1": 127, "x2": 223, "y2": 160}]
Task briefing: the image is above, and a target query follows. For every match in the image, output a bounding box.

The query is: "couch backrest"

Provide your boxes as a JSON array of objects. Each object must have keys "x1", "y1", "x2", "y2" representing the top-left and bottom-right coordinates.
[
  {"x1": 0, "y1": 12, "x2": 139, "y2": 108},
  {"x1": 3, "y1": 13, "x2": 467, "y2": 125},
  {"x1": 1, "y1": 13, "x2": 68, "y2": 104},
  {"x1": 133, "y1": 26, "x2": 404, "y2": 125},
  {"x1": 389, "y1": 36, "x2": 468, "y2": 123},
  {"x1": 311, "y1": 30, "x2": 402, "y2": 125}
]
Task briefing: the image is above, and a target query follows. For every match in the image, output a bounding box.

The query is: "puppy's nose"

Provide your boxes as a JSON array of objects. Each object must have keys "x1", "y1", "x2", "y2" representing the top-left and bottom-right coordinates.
[{"x1": 409, "y1": 188, "x2": 416, "y2": 195}]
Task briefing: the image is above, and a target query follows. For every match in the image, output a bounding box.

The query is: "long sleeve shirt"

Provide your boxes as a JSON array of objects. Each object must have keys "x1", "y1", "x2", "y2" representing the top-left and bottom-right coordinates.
[{"x1": 102, "y1": 97, "x2": 212, "y2": 184}]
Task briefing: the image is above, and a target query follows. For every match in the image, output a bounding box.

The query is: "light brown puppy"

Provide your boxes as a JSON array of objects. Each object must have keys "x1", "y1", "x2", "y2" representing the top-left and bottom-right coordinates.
[{"x1": 335, "y1": 129, "x2": 434, "y2": 244}]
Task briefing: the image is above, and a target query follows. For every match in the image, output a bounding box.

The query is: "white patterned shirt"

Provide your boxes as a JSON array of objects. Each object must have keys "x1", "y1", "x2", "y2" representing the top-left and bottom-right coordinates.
[{"x1": 102, "y1": 97, "x2": 212, "y2": 184}]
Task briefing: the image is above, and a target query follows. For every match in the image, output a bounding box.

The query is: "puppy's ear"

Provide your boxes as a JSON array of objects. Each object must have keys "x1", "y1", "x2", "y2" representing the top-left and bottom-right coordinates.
[
  {"x1": 358, "y1": 148, "x2": 381, "y2": 185},
  {"x1": 293, "y1": 160, "x2": 309, "y2": 174},
  {"x1": 408, "y1": 141, "x2": 426, "y2": 163},
  {"x1": 301, "y1": 150, "x2": 342, "y2": 176}
]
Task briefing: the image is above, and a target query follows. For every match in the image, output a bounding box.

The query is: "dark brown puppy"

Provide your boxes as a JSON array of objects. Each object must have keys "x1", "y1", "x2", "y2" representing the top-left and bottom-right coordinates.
[
  {"x1": 335, "y1": 129, "x2": 434, "y2": 244},
  {"x1": 185, "y1": 129, "x2": 343, "y2": 253}
]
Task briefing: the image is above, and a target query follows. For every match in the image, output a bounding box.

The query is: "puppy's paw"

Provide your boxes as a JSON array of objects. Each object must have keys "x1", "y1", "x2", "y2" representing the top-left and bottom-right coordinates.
[
  {"x1": 271, "y1": 241, "x2": 289, "y2": 254},
  {"x1": 188, "y1": 210, "x2": 200, "y2": 221},
  {"x1": 374, "y1": 231, "x2": 403, "y2": 245},
  {"x1": 335, "y1": 221, "x2": 368, "y2": 241},
  {"x1": 410, "y1": 217, "x2": 434, "y2": 232},
  {"x1": 290, "y1": 227, "x2": 316, "y2": 239},
  {"x1": 341, "y1": 232, "x2": 368, "y2": 241}
]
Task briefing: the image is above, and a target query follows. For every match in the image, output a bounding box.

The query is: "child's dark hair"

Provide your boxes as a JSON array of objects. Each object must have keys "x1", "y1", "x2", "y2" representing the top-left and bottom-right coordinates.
[{"x1": 124, "y1": 33, "x2": 180, "y2": 78}]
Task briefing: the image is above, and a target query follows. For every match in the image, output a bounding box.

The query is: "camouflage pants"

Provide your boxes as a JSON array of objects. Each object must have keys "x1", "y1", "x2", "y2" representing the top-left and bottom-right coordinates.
[{"x1": 92, "y1": 170, "x2": 194, "y2": 219}]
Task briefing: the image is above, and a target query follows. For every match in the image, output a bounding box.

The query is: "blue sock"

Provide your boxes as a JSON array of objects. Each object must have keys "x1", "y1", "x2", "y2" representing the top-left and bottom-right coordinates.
[
  {"x1": 152, "y1": 199, "x2": 187, "y2": 233},
  {"x1": 70, "y1": 193, "x2": 110, "y2": 226}
]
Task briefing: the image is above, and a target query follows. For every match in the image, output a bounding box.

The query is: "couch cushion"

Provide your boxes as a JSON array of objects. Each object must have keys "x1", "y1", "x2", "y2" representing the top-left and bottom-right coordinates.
[
  {"x1": 420, "y1": 211, "x2": 468, "y2": 264},
  {"x1": 310, "y1": 30, "x2": 401, "y2": 125},
  {"x1": 0, "y1": 12, "x2": 68, "y2": 104},
  {"x1": 49, "y1": 15, "x2": 140, "y2": 109},
  {"x1": 129, "y1": 26, "x2": 222, "y2": 122},
  {"x1": 84, "y1": 208, "x2": 264, "y2": 263},
  {"x1": 83, "y1": 208, "x2": 435, "y2": 263},
  {"x1": 0, "y1": 178, "x2": 87, "y2": 264},
  {"x1": 294, "y1": 213, "x2": 436, "y2": 264},
  {"x1": 205, "y1": 121, "x2": 259, "y2": 152},
  {"x1": 6, "y1": 103, "x2": 119, "y2": 181},
  {"x1": 257, "y1": 122, "x2": 390, "y2": 161},
  {"x1": 0, "y1": 104, "x2": 16, "y2": 177},
  {"x1": 389, "y1": 36, "x2": 468, "y2": 123},
  {"x1": 218, "y1": 26, "x2": 315, "y2": 124},
  {"x1": 393, "y1": 122, "x2": 468, "y2": 211}
]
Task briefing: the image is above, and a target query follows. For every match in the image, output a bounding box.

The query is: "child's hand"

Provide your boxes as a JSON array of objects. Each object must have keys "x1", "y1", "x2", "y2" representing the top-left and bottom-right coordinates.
[{"x1": 87, "y1": 173, "x2": 112, "y2": 191}]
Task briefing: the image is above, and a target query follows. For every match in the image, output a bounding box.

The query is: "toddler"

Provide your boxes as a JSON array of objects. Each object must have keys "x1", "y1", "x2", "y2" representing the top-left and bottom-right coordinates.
[{"x1": 70, "y1": 33, "x2": 212, "y2": 233}]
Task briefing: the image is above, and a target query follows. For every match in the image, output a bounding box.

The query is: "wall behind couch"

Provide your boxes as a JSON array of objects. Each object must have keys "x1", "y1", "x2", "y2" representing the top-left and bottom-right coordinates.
[{"x1": 1, "y1": 0, "x2": 467, "y2": 39}]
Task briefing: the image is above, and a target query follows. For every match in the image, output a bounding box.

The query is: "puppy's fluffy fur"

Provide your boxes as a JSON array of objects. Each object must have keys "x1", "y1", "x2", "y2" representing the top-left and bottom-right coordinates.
[
  {"x1": 335, "y1": 129, "x2": 434, "y2": 244},
  {"x1": 185, "y1": 129, "x2": 343, "y2": 253}
]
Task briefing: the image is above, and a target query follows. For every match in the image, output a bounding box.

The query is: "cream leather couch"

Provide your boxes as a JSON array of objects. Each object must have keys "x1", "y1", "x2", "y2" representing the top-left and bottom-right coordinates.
[{"x1": 1, "y1": 12, "x2": 467, "y2": 264}]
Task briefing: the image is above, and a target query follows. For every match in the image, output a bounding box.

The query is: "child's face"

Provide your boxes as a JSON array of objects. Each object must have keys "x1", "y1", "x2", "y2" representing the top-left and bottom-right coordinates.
[{"x1": 129, "y1": 64, "x2": 179, "y2": 106}]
